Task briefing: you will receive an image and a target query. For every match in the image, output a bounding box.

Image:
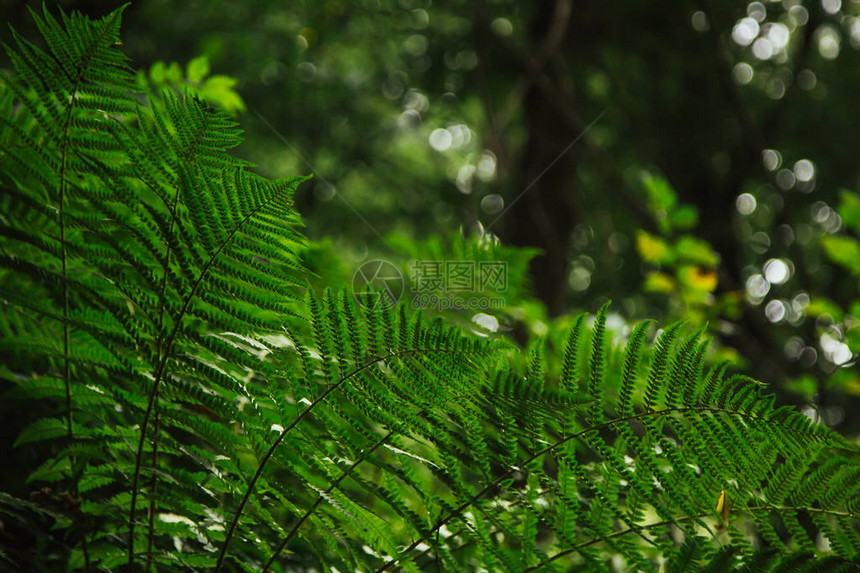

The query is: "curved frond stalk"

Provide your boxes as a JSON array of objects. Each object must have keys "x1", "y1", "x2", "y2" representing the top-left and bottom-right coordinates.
[
  {"x1": 213, "y1": 341, "x2": 491, "y2": 571},
  {"x1": 522, "y1": 513, "x2": 709, "y2": 571},
  {"x1": 144, "y1": 108, "x2": 187, "y2": 573},
  {"x1": 127, "y1": 172, "x2": 307, "y2": 569},
  {"x1": 4, "y1": 0, "x2": 132, "y2": 465},
  {"x1": 263, "y1": 430, "x2": 396, "y2": 569},
  {"x1": 2, "y1": 5, "x2": 135, "y2": 569},
  {"x1": 378, "y1": 393, "x2": 843, "y2": 571}
]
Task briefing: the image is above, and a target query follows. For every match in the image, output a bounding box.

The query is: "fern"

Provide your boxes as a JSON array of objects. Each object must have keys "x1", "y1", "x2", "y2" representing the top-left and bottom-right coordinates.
[
  {"x1": 1, "y1": 6, "x2": 858, "y2": 573},
  {"x1": 587, "y1": 301, "x2": 610, "y2": 425}
]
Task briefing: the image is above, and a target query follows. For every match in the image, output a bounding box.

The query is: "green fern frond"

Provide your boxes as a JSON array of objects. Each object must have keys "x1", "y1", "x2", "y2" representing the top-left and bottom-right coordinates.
[
  {"x1": 643, "y1": 319, "x2": 685, "y2": 411},
  {"x1": 560, "y1": 312, "x2": 586, "y2": 392},
  {"x1": 3, "y1": 7, "x2": 859, "y2": 573},
  {"x1": 587, "y1": 301, "x2": 610, "y2": 425},
  {"x1": 618, "y1": 319, "x2": 653, "y2": 417}
]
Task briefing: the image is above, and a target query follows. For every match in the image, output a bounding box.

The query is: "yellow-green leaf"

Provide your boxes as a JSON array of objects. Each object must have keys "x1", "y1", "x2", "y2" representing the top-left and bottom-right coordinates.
[
  {"x1": 637, "y1": 231, "x2": 672, "y2": 264},
  {"x1": 675, "y1": 235, "x2": 719, "y2": 267},
  {"x1": 821, "y1": 235, "x2": 860, "y2": 276},
  {"x1": 644, "y1": 271, "x2": 675, "y2": 293},
  {"x1": 837, "y1": 190, "x2": 860, "y2": 233},
  {"x1": 677, "y1": 265, "x2": 718, "y2": 293},
  {"x1": 187, "y1": 55, "x2": 210, "y2": 83}
]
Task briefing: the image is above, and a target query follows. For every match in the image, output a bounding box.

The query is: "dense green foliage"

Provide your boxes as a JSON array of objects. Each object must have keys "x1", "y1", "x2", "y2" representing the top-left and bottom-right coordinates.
[{"x1": 1, "y1": 5, "x2": 859, "y2": 573}]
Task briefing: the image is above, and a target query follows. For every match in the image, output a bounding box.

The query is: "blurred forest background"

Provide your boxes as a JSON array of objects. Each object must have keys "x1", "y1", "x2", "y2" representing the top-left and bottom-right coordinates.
[{"x1": 2, "y1": 0, "x2": 859, "y2": 440}]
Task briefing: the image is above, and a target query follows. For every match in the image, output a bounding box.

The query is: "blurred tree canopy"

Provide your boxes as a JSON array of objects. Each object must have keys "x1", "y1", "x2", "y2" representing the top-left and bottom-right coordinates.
[{"x1": 2, "y1": 0, "x2": 858, "y2": 432}]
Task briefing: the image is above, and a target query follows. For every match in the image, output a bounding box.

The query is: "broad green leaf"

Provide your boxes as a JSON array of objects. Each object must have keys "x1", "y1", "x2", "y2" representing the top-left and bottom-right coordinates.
[
  {"x1": 200, "y1": 75, "x2": 246, "y2": 112},
  {"x1": 637, "y1": 230, "x2": 673, "y2": 264},
  {"x1": 644, "y1": 271, "x2": 676, "y2": 293},
  {"x1": 187, "y1": 55, "x2": 210, "y2": 82},
  {"x1": 805, "y1": 297, "x2": 844, "y2": 321},
  {"x1": 837, "y1": 190, "x2": 860, "y2": 233},
  {"x1": 670, "y1": 205, "x2": 699, "y2": 230},
  {"x1": 821, "y1": 235, "x2": 860, "y2": 276},
  {"x1": 149, "y1": 60, "x2": 166, "y2": 83},
  {"x1": 675, "y1": 235, "x2": 719, "y2": 267},
  {"x1": 677, "y1": 265, "x2": 717, "y2": 293}
]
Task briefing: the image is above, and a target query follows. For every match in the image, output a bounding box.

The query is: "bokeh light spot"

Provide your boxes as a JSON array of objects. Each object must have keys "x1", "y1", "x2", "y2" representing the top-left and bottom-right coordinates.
[
  {"x1": 851, "y1": 18, "x2": 860, "y2": 48},
  {"x1": 403, "y1": 89, "x2": 429, "y2": 113},
  {"x1": 797, "y1": 69, "x2": 817, "y2": 90},
  {"x1": 752, "y1": 37, "x2": 774, "y2": 59},
  {"x1": 404, "y1": 34, "x2": 428, "y2": 56},
  {"x1": 784, "y1": 336, "x2": 804, "y2": 359},
  {"x1": 764, "y1": 258, "x2": 790, "y2": 284},
  {"x1": 822, "y1": 0, "x2": 842, "y2": 15},
  {"x1": 751, "y1": 231, "x2": 771, "y2": 254},
  {"x1": 411, "y1": 9, "x2": 429, "y2": 29},
  {"x1": 472, "y1": 313, "x2": 499, "y2": 332},
  {"x1": 456, "y1": 165, "x2": 475, "y2": 194},
  {"x1": 748, "y1": 2, "x2": 766, "y2": 23},
  {"x1": 765, "y1": 299, "x2": 786, "y2": 322},
  {"x1": 691, "y1": 11, "x2": 710, "y2": 32},
  {"x1": 766, "y1": 78, "x2": 786, "y2": 99},
  {"x1": 817, "y1": 26, "x2": 841, "y2": 60},
  {"x1": 733, "y1": 62, "x2": 754, "y2": 84},
  {"x1": 491, "y1": 17, "x2": 513, "y2": 37},
  {"x1": 794, "y1": 159, "x2": 815, "y2": 182},
  {"x1": 736, "y1": 193, "x2": 757, "y2": 215},
  {"x1": 768, "y1": 23, "x2": 790, "y2": 51},
  {"x1": 480, "y1": 193, "x2": 504, "y2": 215},
  {"x1": 397, "y1": 109, "x2": 421, "y2": 129},
  {"x1": 569, "y1": 266, "x2": 592, "y2": 292},
  {"x1": 821, "y1": 333, "x2": 852, "y2": 365},
  {"x1": 296, "y1": 62, "x2": 317, "y2": 83},
  {"x1": 732, "y1": 17, "x2": 760, "y2": 47},
  {"x1": 776, "y1": 168, "x2": 796, "y2": 190},
  {"x1": 762, "y1": 149, "x2": 781, "y2": 171},
  {"x1": 429, "y1": 128, "x2": 452, "y2": 151},
  {"x1": 746, "y1": 273, "x2": 770, "y2": 302},
  {"x1": 476, "y1": 150, "x2": 497, "y2": 181}
]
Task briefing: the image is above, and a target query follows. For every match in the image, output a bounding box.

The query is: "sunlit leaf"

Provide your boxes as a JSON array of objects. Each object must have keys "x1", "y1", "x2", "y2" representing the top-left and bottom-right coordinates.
[
  {"x1": 678, "y1": 265, "x2": 718, "y2": 293},
  {"x1": 675, "y1": 235, "x2": 719, "y2": 267},
  {"x1": 644, "y1": 271, "x2": 676, "y2": 293},
  {"x1": 837, "y1": 190, "x2": 860, "y2": 233},
  {"x1": 821, "y1": 236, "x2": 860, "y2": 277},
  {"x1": 187, "y1": 55, "x2": 210, "y2": 83},
  {"x1": 637, "y1": 230, "x2": 673, "y2": 264},
  {"x1": 805, "y1": 297, "x2": 845, "y2": 321}
]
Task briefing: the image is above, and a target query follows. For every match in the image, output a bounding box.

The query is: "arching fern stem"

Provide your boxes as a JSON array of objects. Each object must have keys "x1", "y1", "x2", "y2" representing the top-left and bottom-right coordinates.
[
  {"x1": 375, "y1": 404, "x2": 827, "y2": 572},
  {"x1": 54, "y1": 12, "x2": 123, "y2": 568},
  {"x1": 127, "y1": 182, "x2": 296, "y2": 571},
  {"x1": 262, "y1": 429, "x2": 397, "y2": 570},
  {"x1": 213, "y1": 347, "x2": 482, "y2": 572},
  {"x1": 145, "y1": 177, "x2": 185, "y2": 572}
]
